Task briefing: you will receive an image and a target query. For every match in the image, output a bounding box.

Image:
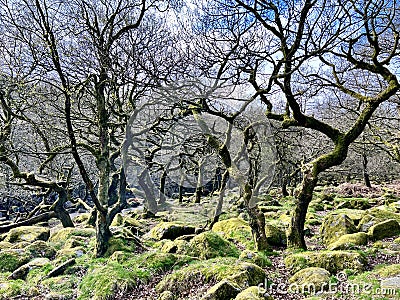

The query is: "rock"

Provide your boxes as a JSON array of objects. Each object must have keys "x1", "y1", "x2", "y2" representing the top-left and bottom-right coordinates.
[
  {"x1": 25, "y1": 240, "x2": 56, "y2": 258},
  {"x1": 185, "y1": 232, "x2": 239, "y2": 259},
  {"x1": 327, "y1": 232, "x2": 368, "y2": 250},
  {"x1": 104, "y1": 235, "x2": 135, "y2": 257},
  {"x1": 239, "y1": 250, "x2": 271, "y2": 268},
  {"x1": 202, "y1": 279, "x2": 241, "y2": 300},
  {"x1": 381, "y1": 277, "x2": 400, "y2": 290},
  {"x1": 155, "y1": 239, "x2": 190, "y2": 254},
  {"x1": 284, "y1": 251, "x2": 366, "y2": 274},
  {"x1": 368, "y1": 219, "x2": 400, "y2": 241},
  {"x1": 289, "y1": 267, "x2": 331, "y2": 291},
  {"x1": 211, "y1": 218, "x2": 253, "y2": 247},
  {"x1": 0, "y1": 241, "x2": 12, "y2": 250},
  {"x1": 0, "y1": 249, "x2": 31, "y2": 272},
  {"x1": 336, "y1": 198, "x2": 371, "y2": 210},
  {"x1": 147, "y1": 222, "x2": 196, "y2": 241},
  {"x1": 156, "y1": 258, "x2": 266, "y2": 296},
  {"x1": 47, "y1": 258, "x2": 76, "y2": 278},
  {"x1": 228, "y1": 263, "x2": 266, "y2": 288},
  {"x1": 358, "y1": 207, "x2": 400, "y2": 232},
  {"x1": 158, "y1": 291, "x2": 175, "y2": 300},
  {"x1": 320, "y1": 213, "x2": 357, "y2": 246},
  {"x1": 56, "y1": 247, "x2": 85, "y2": 259},
  {"x1": 49, "y1": 227, "x2": 95, "y2": 245},
  {"x1": 4, "y1": 226, "x2": 50, "y2": 243},
  {"x1": 234, "y1": 286, "x2": 273, "y2": 300},
  {"x1": 374, "y1": 264, "x2": 400, "y2": 278},
  {"x1": 72, "y1": 213, "x2": 91, "y2": 224},
  {"x1": 265, "y1": 223, "x2": 286, "y2": 246},
  {"x1": 8, "y1": 257, "x2": 50, "y2": 280}
]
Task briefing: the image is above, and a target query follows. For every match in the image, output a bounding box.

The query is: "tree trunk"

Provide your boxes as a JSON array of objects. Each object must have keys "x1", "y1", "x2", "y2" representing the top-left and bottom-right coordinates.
[
  {"x1": 159, "y1": 169, "x2": 167, "y2": 205},
  {"x1": 287, "y1": 166, "x2": 318, "y2": 249},
  {"x1": 138, "y1": 170, "x2": 157, "y2": 214},
  {"x1": 243, "y1": 186, "x2": 269, "y2": 251},
  {"x1": 53, "y1": 190, "x2": 74, "y2": 228},
  {"x1": 195, "y1": 164, "x2": 203, "y2": 204},
  {"x1": 210, "y1": 170, "x2": 229, "y2": 227},
  {"x1": 281, "y1": 175, "x2": 289, "y2": 197},
  {"x1": 362, "y1": 153, "x2": 371, "y2": 188},
  {"x1": 95, "y1": 210, "x2": 111, "y2": 257}
]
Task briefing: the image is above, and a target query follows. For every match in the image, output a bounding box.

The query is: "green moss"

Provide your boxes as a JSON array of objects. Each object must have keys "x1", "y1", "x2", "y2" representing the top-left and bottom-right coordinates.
[
  {"x1": 185, "y1": 232, "x2": 240, "y2": 259},
  {"x1": 284, "y1": 251, "x2": 367, "y2": 274},
  {"x1": 373, "y1": 264, "x2": 400, "y2": 278},
  {"x1": 40, "y1": 275, "x2": 79, "y2": 299},
  {"x1": 0, "y1": 250, "x2": 31, "y2": 272},
  {"x1": 25, "y1": 240, "x2": 56, "y2": 259},
  {"x1": 156, "y1": 257, "x2": 265, "y2": 296},
  {"x1": 235, "y1": 286, "x2": 272, "y2": 300},
  {"x1": 320, "y1": 213, "x2": 357, "y2": 246},
  {"x1": 327, "y1": 232, "x2": 368, "y2": 250},
  {"x1": 238, "y1": 250, "x2": 272, "y2": 268},
  {"x1": 78, "y1": 251, "x2": 195, "y2": 300},
  {"x1": 4, "y1": 226, "x2": 50, "y2": 243},
  {"x1": 367, "y1": 219, "x2": 400, "y2": 241},
  {"x1": 212, "y1": 218, "x2": 254, "y2": 249},
  {"x1": 49, "y1": 228, "x2": 96, "y2": 248},
  {"x1": 289, "y1": 267, "x2": 331, "y2": 291},
  {"x1": 0, "y1": 273, "x2": 27, "y2": 300}
]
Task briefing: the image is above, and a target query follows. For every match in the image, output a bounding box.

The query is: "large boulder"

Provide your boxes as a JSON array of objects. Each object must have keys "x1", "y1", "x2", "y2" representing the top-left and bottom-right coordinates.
[
  {"x1": 320, "y1": 213, "x2": 357, "y2": 246},
  {"x1": 327, "y1": 232, "x2": 368, "y2": 250},
  {"x1": 289, "y1": 267, "x2": 331, "y2": 291},
  {"x1": 284, "y1": 251, "x2": 366, "y2": 274},
  {"x1": 156, "y1": 258, "x2": 266, "y2": 296},
  {"x1": 49, "y1": 227, "x2": 95, "y2": 246},
  {"x1": 234, "y1": 286, "x2": 273, "y2": 300},
  {"x1": 25, "y1": 240, "x2": 57, "y2": 259},
  {"x1": 8, "y1": 257, "x2": 50, "y2": 280},
  {"x1": 368, "y1": 219, "x2": 400, "y2": 241},
  {"x1": 239, "y1": 250, "x2": 271, "y2": 268},
  {"x1": 202, "y1": 279, "x2": 241, "y2": 300},
  {"x1": 265, "y1": 223, "x2": 286, "y2": 246},
  {"x1": 358, "y1": 207, "x2": 400, "y2": 232},
  {"x1": 4, "y1": 226, "x2": 50, "y2": 243},
  {"x1": 0, "y1": 249, "x2": 31, "y2": 272},
  {"x1": 147, "y1": 222, "x2": 196, "y2": 241},
  {"x1": 211, "y1": 218, "x2": 253, "y2": 247},
  {"x1": 185, "y1": 232, "x2": 239, "y2": 259}
]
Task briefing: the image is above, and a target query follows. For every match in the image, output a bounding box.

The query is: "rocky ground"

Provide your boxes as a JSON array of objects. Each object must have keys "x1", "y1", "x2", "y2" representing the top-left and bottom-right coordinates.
[{"x1": 1, "y1": 183, "x2": 400, "y2": 300}]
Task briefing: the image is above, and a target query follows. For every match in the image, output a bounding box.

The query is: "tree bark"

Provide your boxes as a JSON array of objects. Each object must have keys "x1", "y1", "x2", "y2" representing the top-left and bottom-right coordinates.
[
  {"x1": 362, "y1": 153, "x2": 371, "y2": 188},
  {"x1": 286, "y1": 166, "x2": 317, "y2": 249}
]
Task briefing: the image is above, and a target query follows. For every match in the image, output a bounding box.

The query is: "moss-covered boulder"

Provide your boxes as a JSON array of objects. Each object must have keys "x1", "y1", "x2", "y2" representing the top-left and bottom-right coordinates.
[
  {"x1": 49, "y1": 227, "x2": 95, "y2": 246},
  {"x1": 0, "y1": 273, "x2": 29, "y2": 299},
  {"x1": 4, "y1": 226, "x2": 50, "y2": 243},
  {"x1": 368, "y1": 219, "x2": 400, "y2": 241},
  {"x1": 155, "y1": 239, "x2": 190, "y2": 254},
  {"x1": 238, "y1": 250, "x2": 271, "y2": 268},
  {"x1": 284, "y1": 251, "x2": 366, "y2": 274},
  {"x1": 265, "y1": 223, "x2": 286, "y2": 246},
  {"x1": 234, "y1": 286, "x2": 272, "y2": 300},
  {"x1": 79, "y1": 251, "x2": 194, "y2": 300},
  {"x1": 202, "y1": 279, "x2": 241, "y2": 300},
  {"x1": 211, "y1": 218, "x2": 253, "y2": 248},
  {"x1": 147, "y1": 222, "x2": 196, "y2": 241},
  {"x1": 336, "y1": 198, "x2": 371, "y2": 210},
  {"x1": 25, "y1": 240, "x2": 56, "y2": 259},
  {"x1": 40, "y1": 275, "x2": 79, "y2": 299},
  {"x1": 327, "y1": 232, "x2": 368, "y2": 250},
  {"x1": 184, "y1": 232, "x2": 239, "y2": 259},
  {"x1": 0, "y1": 241, "x2": 12, "y2": 250},
  {"x1": 289, "y1": 267, "x2": 331, "y2": 291},
  {"x1": 320, "y1": 213, "x2": 357, "y2": 246},
  {"x1": 358, "y1": 207, "x2": 400, "y2": 232},
  {"x1": 158, "y1": 290, "x2": 174, "y2": 300},
  {"x1": 0, "y1": 249, "x2": 31, "y2": 272},
  {"x1": 156, "y1": 258, "x2": 266, "y2": 296},
  {"x1": 8, "y1": 257, "x2": 50, "y2": 280}
]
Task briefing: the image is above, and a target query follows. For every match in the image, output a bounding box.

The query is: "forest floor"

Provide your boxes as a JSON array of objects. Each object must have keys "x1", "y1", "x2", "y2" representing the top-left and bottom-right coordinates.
[{"x1": 1, "y1": 182, "x2": 400, "y2": 300}]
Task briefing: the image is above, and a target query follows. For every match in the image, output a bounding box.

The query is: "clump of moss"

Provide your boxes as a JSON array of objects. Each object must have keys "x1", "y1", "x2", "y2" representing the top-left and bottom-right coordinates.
[
  {"x1": 0, "y1": 250, "x2": 31, "y2": 272},
  {"x1": 78, "y1": 251, "x2": 195, "y2": 300},
  {"x1": 185, "y1": 232, "x2": 240, "y2": 259},
  {"x1": 212, "y1": 218, "x2": 254, "y2": 249}
]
